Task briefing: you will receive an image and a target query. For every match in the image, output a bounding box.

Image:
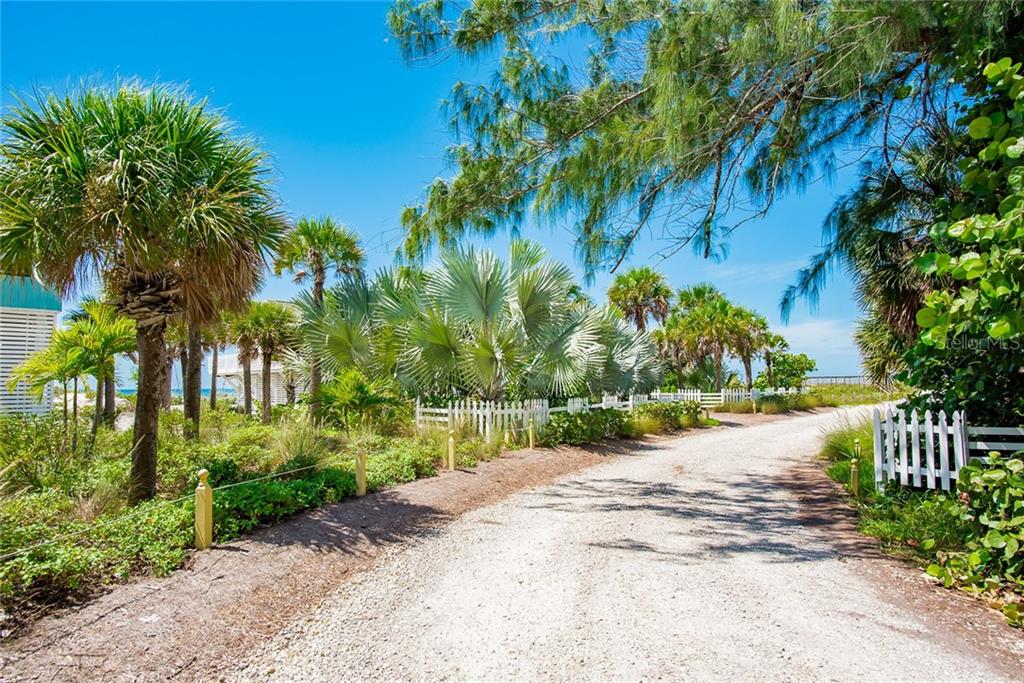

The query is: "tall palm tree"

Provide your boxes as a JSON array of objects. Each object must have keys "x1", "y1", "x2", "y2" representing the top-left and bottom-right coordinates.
[
  {"x1": 0, "y1": 84, "x2": 283, "y2": 503},
  {"x1": 274, "y1": 217, "x2": 364, "y2": 416},
  {"x1": 203, "y1": 315, "x2": 230, "y2": 410},
  {"x1": 606, "y1": 266, "x2": 672, "y2": 332},
  {"x1": 249, "y1": 301, "x2": 298, "y2": 424},
  {"x1": 729, "y1": 307, "x2": 769, "y2": 391},
  {"x1": 655, "y1": 284, "x2": 734, "y2": 390},
  {"x1": 228, "y1": 307, "x2": 261, "y2": 416},
  {"x1": 687, "y1": 298, "x2": 739, "y2": 392},
  {"x1": 163, "y1": 321, "x2": 188, "y2": 410}
]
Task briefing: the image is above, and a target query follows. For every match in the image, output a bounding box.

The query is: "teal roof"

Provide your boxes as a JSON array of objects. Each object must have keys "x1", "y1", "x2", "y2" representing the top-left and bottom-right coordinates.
[{"x1": 0, "y1": 275, "x2": 62, "y2": 311}]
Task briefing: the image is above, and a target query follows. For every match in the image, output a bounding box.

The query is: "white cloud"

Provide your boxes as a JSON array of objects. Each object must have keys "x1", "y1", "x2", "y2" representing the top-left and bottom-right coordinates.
[
  {"x1": 774, "y1": 318, "x2": 860, "y2": 366},
  {"x1": 694, "y1": 259, "x2": 806, "y2": 286}
]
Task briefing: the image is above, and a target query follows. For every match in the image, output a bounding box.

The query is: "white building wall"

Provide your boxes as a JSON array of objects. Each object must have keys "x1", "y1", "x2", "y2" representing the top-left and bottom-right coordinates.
[
  {"x1": 216, "y1": 353, "x2": 290, "y2": 407},
  {"x1": 0, "y1": 307, "x2": 57, "y2": 414}
]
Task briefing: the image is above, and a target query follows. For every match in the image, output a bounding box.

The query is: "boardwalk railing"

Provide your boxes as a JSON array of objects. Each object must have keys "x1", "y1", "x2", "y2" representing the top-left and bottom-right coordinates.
[
  {"x1": 872, "y1": 406, "x2": 1024, "y2": 492},
  {"x1": 416, "y1": 387, "x2": 802, "y2": 440}
]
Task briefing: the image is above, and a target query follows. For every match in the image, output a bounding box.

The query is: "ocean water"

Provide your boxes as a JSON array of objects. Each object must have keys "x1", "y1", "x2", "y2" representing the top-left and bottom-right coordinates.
[{"x1": 118, "y1": 387, "x2": 236, "y2": 397}]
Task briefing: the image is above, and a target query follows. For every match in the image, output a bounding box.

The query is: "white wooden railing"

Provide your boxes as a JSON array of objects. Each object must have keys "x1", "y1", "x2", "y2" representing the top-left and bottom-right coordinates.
[
  {"x1": 415, "y1": 387, "x2": 802, "y2": 440},
  {"x1": 872, "y1": 406, "x2": 1024, "y2": 492}
]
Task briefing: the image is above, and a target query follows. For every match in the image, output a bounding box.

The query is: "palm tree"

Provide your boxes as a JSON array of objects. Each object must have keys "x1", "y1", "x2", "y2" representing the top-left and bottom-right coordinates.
[
  {"x1": 0, "y1": 84, "x2": 283, "y2": 503},
  {"x1": 606, "y1": 267, "x2": 672, "y2": 332},
  {"x1": 300, "y1": 240, "x2": 661, "y2": 400},
  {"x1": 228, "y1": 307, "x2": 261, "y2": 416},
  {"x1": 761, "y1": 333, "x2": 789, "y2": 388},
  {"x1": 249, "y1": 301, "x2": 298, "y2": 424},
  {"x1": 729, "y1": 307, "x2": 769, "y2": 391},
  {"x1": 6, "y1": 330, "x2": 84, "y2": 428},
  {"x1": 163, "y1": 321, "x2": 188, "y2": 410},
  {"x1": 274, "y1": 217, "x2": 364, "y2": 416},
  {"x1": 203, "y1": 316, "x2": 230, "y2": 410},
  {"x1": 69, "y1": 301, "x2": 136, "y2": 434}
]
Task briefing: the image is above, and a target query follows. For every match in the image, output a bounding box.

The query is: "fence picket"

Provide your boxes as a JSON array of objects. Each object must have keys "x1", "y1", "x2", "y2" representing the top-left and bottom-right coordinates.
[
  {"x1": 884, "y1": 409, "x2": 897, "y2": 481},
  {"x1": 898, "y1": 410, "x2": 909, "y2": 486},
  {"x1": 952, "y1": 411, "x2": 966, "y2": 475},
  {"x1": 938, "y1": 410, "x2": 951, "y2": 491},
  {"x1": 872, "y1": 409, "x2": 884, "y2": 491},
  {"x1": 910, "y1": 410, "x2": 921, "y2": 487},
  {"x1": 924, "y1": 409, "x2": 936, "y2": 489}
]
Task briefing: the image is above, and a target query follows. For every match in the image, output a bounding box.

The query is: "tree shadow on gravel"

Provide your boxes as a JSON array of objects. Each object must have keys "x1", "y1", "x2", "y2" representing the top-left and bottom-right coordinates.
[
  {"x1": 233, "y1": 490, "x2": 449, "y2": 556},
  {"x1": 526, "y1": 474, "x2": 875, "y2": 565}
]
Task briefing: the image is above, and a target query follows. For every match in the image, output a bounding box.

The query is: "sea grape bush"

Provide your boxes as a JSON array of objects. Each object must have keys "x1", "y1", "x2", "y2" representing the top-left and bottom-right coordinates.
[{"x1": 926, "y1": 454, "x2": 1024, "y2": 626}]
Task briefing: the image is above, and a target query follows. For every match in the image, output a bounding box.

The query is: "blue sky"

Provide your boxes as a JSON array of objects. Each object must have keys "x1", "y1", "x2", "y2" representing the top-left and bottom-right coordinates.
[{"x1": 1, "y1": 1, "x2": 863, "y2": 384}]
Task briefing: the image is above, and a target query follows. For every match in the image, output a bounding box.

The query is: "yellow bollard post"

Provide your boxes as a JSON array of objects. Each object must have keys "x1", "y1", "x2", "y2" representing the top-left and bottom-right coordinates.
[
  {"x1": 194, "y1": 469, "x2": 212, "y2": 550},
  {"x1": 528, "y1": 416, "x2": 535, "y2": 449},
  {"x1": 851, "y1": 438, "x2": 862, "y2": 497},
  {"x1": 355, "y1": 450, "x2": 367, "y2": 496},
  {"x1": 753, "y1": 400, "x2": 758, "y2": 415},
  {"x1": 447, "y1": 429, "x2": 456, "y2": 471},
  {"x1": 504, "y1": 429, "x2": 511, "y2": 447}
]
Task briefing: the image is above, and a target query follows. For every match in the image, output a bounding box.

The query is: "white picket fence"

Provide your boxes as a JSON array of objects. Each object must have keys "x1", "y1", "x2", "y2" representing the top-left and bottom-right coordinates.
[
  {"x1": 415, "y1": 387, "x2": 803, "y2": 440},
  {"x1": 872, "y1": 406, "x2": 1024, "y2": 492}
]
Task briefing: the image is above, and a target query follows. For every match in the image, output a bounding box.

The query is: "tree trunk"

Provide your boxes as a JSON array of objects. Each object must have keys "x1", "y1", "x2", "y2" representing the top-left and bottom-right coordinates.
[
  {"x1": 62, "y1": 381, "x2": 68, "y2": 426},
  {"x1": 92, "y1": 376, "x2": 103, "y2": 436},
  {"x1": 242, "y1": 354, "x2": 253, "y2": 415},
  {"x1": 209, "y1": 345, "x2": 218, "y2": 410},
  {"x1": 162, "y1": 354, "x2": 173, "y2": 408},
  {"x1": 184, "y1": 324, "x2": 203, "y2": 438},
  {"x1": 179, "y1": 348, "x2": 189, "y2": 401},
  {"x1": 743, "y1": 356, "x2": 753, "y2": 392},
  {"x1": 72, "y1": 376, "x2": 79, "y2": 454},
  {"x1": 714, "y1": 349, "x2": 724, "y2": 392},
  {"x1": 309, "y1": 272, "x2": 325, "y2": 419},
  {"x1": 261, "y1": 352, "x2": 273, "y2": 424},
  {"x1": 104, "y1": 375, "x2": 116, "y2": 425},
  {"x1": 129, "y1": 323, "x2": 167, "y2": 504},
  {"x1": 285, "y1": 380, "x2": 296, "y2": 407}
]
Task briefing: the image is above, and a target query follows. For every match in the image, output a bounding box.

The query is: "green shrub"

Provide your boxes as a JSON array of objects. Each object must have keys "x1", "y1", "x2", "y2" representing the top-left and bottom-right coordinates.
[
  {"x1": 631, "y1": 401, "x2": 700, "y2": 431},
  {"x1": 539, "y1": 409, "x2": 626, "y2": 446},
  {"x1": 927, "y1": 455, "x2": 1024, "y2": 626},
  {"x1": 213, "y1": 468, "x2": 356, "y2": 540},
  {"x1": 816, "y1": 419, "x2": 1024, "y2": 625},
  {"x1": 0, "y1": 413, "x2": 82, "y2": 495},
  {"x1": 718, "y1": 400, "x2": 755, "y2": 414},
  {"x1": 0, "y1": 494, "x2": 191, "y2": 608},
  {"x1": 623, "y1": 413, "x2": 661, "y2": 438}
]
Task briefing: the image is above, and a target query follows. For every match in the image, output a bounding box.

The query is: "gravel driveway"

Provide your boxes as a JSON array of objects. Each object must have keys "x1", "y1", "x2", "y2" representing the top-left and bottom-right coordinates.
[{"x1": 232, "y1": 408, "x2": 1022, "y2": 682}]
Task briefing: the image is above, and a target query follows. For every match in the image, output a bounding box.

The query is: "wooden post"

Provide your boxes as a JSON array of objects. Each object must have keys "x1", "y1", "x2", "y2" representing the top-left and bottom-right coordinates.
[
  {"x1": 447, "y1": 429, "x2": 456, "y2": 470},
  {"x1": 528, "y1": 416, "x2": 535, "y2": 450},
  {"x1": 355, "y1": 450, "x2": 367, "y2": 496},
  {"x1": 194, "y1": 469, "x2": 212, "y2": 550},
  {"x1": 851, "y1": 439, "x2": 861, "y2": 498}
]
